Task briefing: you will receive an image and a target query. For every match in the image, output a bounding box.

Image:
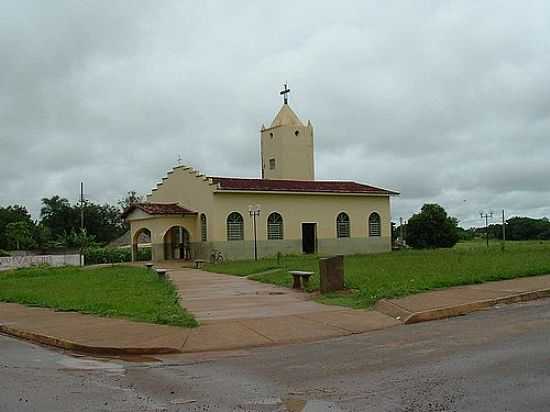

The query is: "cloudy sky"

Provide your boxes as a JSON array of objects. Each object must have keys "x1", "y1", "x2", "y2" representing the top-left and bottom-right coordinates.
[{"x1": 1, "y1": 1, "x2": 549, "y2": 227}]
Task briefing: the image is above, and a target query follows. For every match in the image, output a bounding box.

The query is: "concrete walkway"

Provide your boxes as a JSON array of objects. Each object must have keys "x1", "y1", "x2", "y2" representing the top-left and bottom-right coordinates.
[{"x1": 169, "y1": 268, "x2": 344, "y2": 321}]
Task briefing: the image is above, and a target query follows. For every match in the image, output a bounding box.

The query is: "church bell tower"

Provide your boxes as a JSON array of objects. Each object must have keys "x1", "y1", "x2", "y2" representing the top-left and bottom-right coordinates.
[{"x1": 260, "y1": 84, "x2": 315, "y2": 181}]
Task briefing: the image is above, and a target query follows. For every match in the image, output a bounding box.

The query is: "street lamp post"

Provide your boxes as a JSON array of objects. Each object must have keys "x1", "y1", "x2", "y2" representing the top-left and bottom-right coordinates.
[{"x1": 248, "y1": 204, "x2": 261, "y2": 261}]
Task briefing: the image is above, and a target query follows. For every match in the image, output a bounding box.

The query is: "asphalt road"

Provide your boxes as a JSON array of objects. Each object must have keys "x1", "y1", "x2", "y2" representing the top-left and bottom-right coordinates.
[{"x1": 2, "y1": 299, "x2": 550, "y2": 411}]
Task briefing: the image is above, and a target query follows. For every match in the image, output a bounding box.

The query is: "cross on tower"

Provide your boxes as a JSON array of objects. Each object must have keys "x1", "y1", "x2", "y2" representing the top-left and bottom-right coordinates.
[{"x1": 280, "y1": 83, "x2": 290, "y2": 104}]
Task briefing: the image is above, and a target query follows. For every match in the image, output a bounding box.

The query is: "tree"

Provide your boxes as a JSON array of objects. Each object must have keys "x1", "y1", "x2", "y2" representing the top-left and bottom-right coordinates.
[
  {"x1": 118, "y1": 191, "x2": 144, "y2": 211},
  {"x1": 55, "y1": 228, "x2": 96, "y2": 249},
  {"x1": 40, "y1": 196, "x2": 79, "y2": 239},
  {"x1": 0, "y1": 205, "x2": 35, "y2": 250},
  {"x1": 118, "y1": 191, "x2": 144, "y2": 233},
  {"x1": 406, "y1": 204, "x2": 459, "y2": 249},
  {"x1": 506, "y1": 217, "x2": 550, "y2": 241},
  {"x1": 40, "y1": 196, "x2": 126, "y2": 245},
  {"x1": 5, "y1": 221, "x2": 35, "y2": 250},
  {"x1": 83, "y1": 202, "x2": 126, "y2": 243}
]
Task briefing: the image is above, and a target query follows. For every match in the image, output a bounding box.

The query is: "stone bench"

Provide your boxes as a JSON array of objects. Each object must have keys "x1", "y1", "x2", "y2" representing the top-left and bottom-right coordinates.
[
  {"x1": 193, "y1": 259, "x2": 206, "y2": 269},
  {"x1": 289, "y1": 270, "x2": 314, "y2": 290},
  {"x1": 144, "y1": 263, "x2": 154, "y2": 270},
  {"x1": 155, "y1": 268, "x2": 168, "y2": 280}
]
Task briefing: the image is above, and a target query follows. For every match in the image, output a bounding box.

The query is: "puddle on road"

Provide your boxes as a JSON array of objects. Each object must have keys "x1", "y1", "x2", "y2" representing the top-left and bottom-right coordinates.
[
  {"x1": 284, "y1": 399, "x2": 342, "y2": 412},
  {"x1": 58, "y1": 357, "x2": 125, "y2": 372},
  {"x1": 248, "y1": 397, "x2": 342, "y2": 412}
]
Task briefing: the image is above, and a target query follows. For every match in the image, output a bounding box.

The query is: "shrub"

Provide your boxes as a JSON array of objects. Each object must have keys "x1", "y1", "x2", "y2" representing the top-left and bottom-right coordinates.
[
  {"x1": 83, "y1": 246, "x2": 151, "y2": 265},
  {"x1": 406, "y1": 203, "x2": 459, "y2": 249},
  {"x1": 0, "y1": 249, "x2": 10, "y2": 257}
]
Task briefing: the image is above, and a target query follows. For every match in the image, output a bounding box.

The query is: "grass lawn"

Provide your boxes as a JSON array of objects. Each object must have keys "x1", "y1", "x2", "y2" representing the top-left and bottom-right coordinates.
[
  {"x1": 205, "y1": 240, "x2": 550, "y2": 308},
  {"x1": 0, "y1": 265, "x2": 198, "y2": 327}
]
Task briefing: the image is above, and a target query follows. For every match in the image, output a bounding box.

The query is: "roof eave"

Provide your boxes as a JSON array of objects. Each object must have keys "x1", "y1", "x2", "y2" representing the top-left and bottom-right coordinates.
[{"x1": 213, "y1": 189, "x2": 395, "y2": 196}]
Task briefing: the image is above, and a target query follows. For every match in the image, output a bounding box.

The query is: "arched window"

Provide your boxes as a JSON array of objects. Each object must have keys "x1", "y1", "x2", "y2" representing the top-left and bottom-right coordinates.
[
  {"x1": 336, "y1": 212, "x2": 350, "y2": 238},
  {"x1": 267, "y1": 212, "x2": 284, "y2": 240},
  {"x1": 200, "y1": 213, "x2": 207, "y2": 242},
  {"x1": 369, "y1": 212, "x2": 381, "y2": 237},
  {"x1": 227, "y1": 212, "x2": 244, "y2": 241}
]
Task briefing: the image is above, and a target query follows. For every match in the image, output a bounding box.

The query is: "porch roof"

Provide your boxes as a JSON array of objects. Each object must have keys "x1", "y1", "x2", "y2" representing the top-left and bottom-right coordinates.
[{"x1": 122, "y1": 202, "x2": 197, "y2": 219}]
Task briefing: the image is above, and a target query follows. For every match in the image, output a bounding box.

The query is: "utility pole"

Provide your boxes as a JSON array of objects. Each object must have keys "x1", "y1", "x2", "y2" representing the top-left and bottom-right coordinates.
[
  {"x1": 399, "y1": 217, "x2": 404, "y2": 247},
  {"x1": 501, "y1": 209, "x2": 506, "y2": 251},
  {"x1": 80, "y1": 182, "x2": 85, "y2": 231},
  {"x1": 480, "y1": 211, "x2": 494, "y2": 248},
  {"x1": 79, "y1": 182, "x2": 85, "y2": 266}
]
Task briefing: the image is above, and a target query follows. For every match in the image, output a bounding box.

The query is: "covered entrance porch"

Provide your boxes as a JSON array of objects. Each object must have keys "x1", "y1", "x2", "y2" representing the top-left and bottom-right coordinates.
[{"x1": 123, "y1": 202, "x2": 198, "y2": 262}]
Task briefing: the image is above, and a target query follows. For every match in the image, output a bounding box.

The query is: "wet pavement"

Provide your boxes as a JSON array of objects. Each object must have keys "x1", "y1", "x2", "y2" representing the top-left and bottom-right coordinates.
[{"x1": 2, "y1": 298, "x2": 550, "y2": 411}]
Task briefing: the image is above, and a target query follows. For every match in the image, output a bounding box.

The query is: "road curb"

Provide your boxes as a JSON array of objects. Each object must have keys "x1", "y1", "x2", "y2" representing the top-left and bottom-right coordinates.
[
  {"x1": 0, "y1": 324, "x2": 181, "y2": 356},
  {"x1": 376, "y1": 288, "x2": 550, "y2": 325}
]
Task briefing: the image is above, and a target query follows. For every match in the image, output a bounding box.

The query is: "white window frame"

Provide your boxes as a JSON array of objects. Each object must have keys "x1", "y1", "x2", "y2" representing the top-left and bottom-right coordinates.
[
  {"x1": 369, "y1": 212, "x2": 382, "y2": 237},
  {"x1": 227, "y1": 212, "x2": 244, "y2": 241},
  {"x1": 336, "y1": 212, "x2": 351, "y2": 238},
  {"x1": 267, "y1": 212, "x2": 284, "y2": 240}
]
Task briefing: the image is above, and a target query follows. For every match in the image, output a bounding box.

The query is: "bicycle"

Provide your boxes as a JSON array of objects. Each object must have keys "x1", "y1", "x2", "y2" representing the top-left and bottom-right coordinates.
[{"x1": 210, "y1": 249, "x2": 224, "y2": 264}]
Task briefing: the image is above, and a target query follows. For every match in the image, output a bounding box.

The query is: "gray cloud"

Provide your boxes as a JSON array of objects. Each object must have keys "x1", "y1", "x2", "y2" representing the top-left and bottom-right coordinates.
[{"x1": 1, "y1": 0, "x2": 549, "y2": 227}]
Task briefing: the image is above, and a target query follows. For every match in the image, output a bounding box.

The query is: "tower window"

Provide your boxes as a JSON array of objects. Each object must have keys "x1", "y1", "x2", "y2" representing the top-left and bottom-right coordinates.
[
  {"x1": 295, "y1": 130, "x2": 299, "y2": 136},
  {"x1": 270, "y1": 132, "x2": 274, "y2": 138},
  {"x1": 269, "y1": 158, "x2": 276, "y2": 170}
]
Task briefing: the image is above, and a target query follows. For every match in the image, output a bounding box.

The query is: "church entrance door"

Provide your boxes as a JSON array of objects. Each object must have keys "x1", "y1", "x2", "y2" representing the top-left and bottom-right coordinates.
[
  {"x1": 163, "y1": 226, "x2": 191, "y2": 260},
  {"x1": 302, "y1": 223, "x2": 317, "y2": 254}
]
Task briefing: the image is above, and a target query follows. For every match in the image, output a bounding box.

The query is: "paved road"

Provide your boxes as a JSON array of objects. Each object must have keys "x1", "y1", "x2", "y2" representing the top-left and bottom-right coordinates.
[{"x1": 2, "y1": 299, "x2": 550, "y2": 411}]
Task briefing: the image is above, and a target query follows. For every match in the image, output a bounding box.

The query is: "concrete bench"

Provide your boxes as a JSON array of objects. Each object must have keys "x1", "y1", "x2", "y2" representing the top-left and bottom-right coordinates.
[
  {"x1": 155, "y1": 268, "x2": 168, "y2": 280},
  {"x1": 144, "y1": 263, "x2": 154, "y2": 270},
  {"x1": 289, "y1": 270, "x2": 314, "y2": 290},
  {"x1": 193, "y1": 259, "x2": 206, "y2": 269}
]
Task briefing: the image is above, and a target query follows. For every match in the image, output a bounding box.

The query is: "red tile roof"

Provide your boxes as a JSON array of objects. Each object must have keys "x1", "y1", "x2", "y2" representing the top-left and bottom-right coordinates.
[
  {"x1": 122, "y1": 203, "x2": 197, "y2": 219},
  {"x1": 209, "y1": 177, "x2": 398, "y2": 195}
]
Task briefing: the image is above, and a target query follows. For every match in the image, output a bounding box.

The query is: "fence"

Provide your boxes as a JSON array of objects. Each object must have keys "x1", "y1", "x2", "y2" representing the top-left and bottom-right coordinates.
[{"x1": 0, "y1": 254, "x2": 81, "y2": 269}]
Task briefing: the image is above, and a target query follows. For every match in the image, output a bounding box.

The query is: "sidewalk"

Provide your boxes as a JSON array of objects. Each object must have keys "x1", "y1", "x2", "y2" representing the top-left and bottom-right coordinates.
[
  {"x1": 375, "y1": 275, "x2": 550, "y2": 324},
  {"x1": 2, "y1": 272, "x2": 550, "y2": 355},
  {"x1": 0, "y1": 303, "x2": 398, "y2": 355}
]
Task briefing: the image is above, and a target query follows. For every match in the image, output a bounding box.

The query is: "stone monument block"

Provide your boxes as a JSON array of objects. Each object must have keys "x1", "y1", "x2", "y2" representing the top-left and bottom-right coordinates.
[{"x1": 319, "y1": 255, "x2": 344, "y2": 294}]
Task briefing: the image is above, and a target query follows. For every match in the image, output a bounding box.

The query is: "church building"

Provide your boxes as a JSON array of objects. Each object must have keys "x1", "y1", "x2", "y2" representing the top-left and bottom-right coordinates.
[{"x1": 124, "y1": 88, "x2": 398, "y2": 262}]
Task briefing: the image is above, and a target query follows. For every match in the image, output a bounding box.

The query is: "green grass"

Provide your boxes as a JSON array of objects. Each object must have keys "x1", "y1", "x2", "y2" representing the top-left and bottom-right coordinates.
[
  {"x1": 0, "y1": 265, "x2": 198, "y2": 327},
  {"x1": 205, "y1": 240, "x2": 550, "y2": 308}
]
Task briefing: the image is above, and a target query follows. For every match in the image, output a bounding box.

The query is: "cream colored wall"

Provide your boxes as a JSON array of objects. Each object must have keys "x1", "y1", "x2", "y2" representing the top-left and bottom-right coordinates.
[
  {"x1": 261, "y1": 122, "x2": 314, "y2": 180},
  {"x1": 146, "y1": 166, "x2": 216, "y2": 242},
  {"x1": 209, "y1": 192, "x2": 391, "y2": 242}
]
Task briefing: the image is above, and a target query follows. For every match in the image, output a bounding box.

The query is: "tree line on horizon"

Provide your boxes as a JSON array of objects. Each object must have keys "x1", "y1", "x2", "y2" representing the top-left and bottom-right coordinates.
[
  {"x1": 395, "y1": 204, "x2": 550, "y2": 248},
  {"x1": 0, "y1": 191, "x2": 143, "y2": 253}
]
